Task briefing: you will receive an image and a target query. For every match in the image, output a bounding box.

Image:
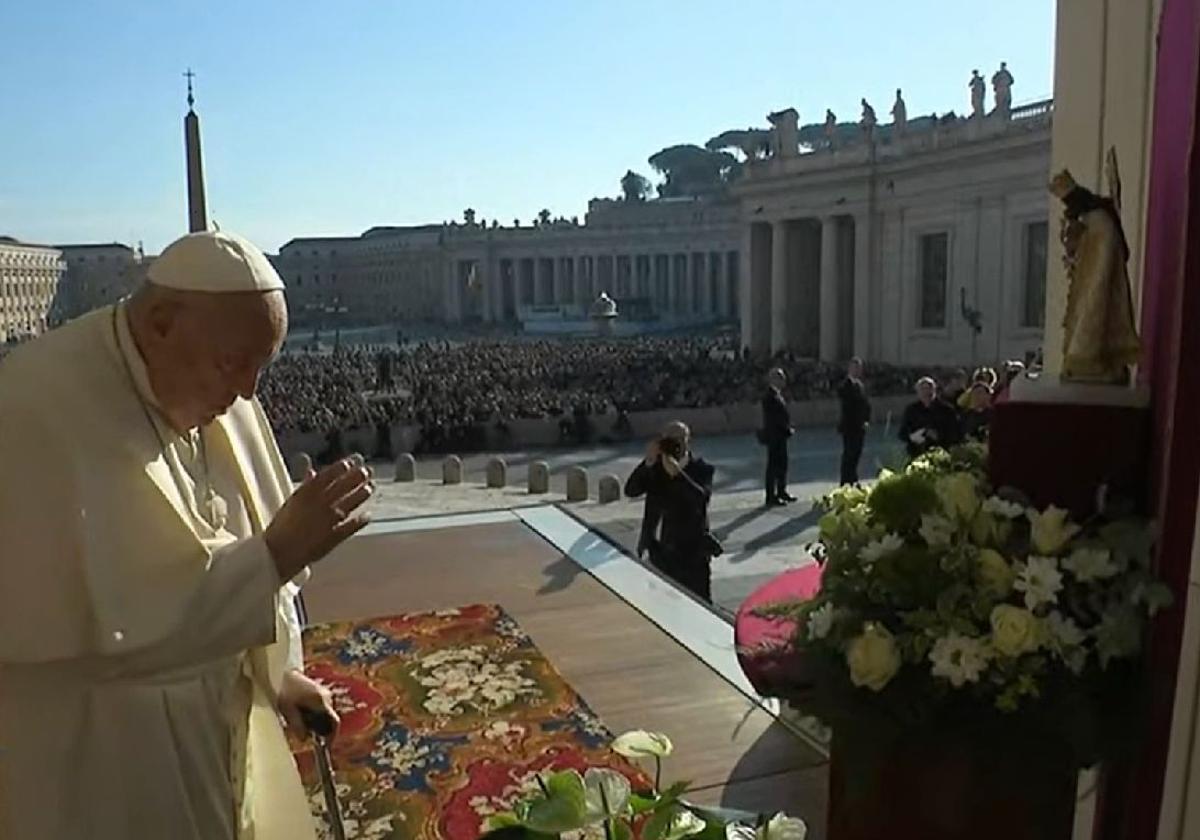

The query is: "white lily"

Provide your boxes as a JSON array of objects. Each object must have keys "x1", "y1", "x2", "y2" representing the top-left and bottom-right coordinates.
[
  {"x1": 919, "y1": 514, "x2": 955, "y2": 547},
  {"x1": 727, "y1": 813, "x2": 807, "y2": 840},
  {"x1": 806, "y1": 602, "x2": 835, "y2": 641},
  {"x1": 860, "y1": 532, "x2": 904, "y2": 565},
  {"x1": 612, "y1": 730, "x2": 674, "y2": 759},
  {"x1": 1063, "y1": 547, "x2": 1119, "y2": 582},
  {"x1": 663, "y1": 809, "x2": 707, "y2": 840},
  {"x1": 1014, "y1": 556, "x2": 1064, "y2": 611},
  {"x1": 982, "y1": 495, "x2": 1026, "y2": 519},
  {"x1": 582, "y1": 768, "x2": 632, "y2": 821},
  {"x1": 761, "y1": 813, "x2": 808, "y2": 840}
]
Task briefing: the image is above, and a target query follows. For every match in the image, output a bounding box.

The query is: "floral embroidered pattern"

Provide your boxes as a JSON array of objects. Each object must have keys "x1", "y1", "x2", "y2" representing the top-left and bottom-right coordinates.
[{"x1": 291, "y1": 605, "x2": 649, "y2": 839}]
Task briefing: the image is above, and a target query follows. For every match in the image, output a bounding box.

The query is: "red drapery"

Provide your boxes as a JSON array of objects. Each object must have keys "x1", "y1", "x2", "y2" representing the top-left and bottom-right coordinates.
[{"x1": 1096, "y1": 1, "x2": 1200, "y2": 837}]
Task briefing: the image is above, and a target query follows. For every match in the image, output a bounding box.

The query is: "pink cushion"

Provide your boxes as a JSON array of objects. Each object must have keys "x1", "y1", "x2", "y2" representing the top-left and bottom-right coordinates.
[{"x1": 734, "y1": 561, "x2": 823, "y2": 695}]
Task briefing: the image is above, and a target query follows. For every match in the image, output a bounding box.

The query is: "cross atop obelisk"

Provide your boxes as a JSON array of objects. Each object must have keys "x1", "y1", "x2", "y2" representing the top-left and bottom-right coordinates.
[
  {"x1": 183, "y1": 68, "x2": 208, "y2": 232},
  {"x1": 184, "y1": 67, "x2": 196, "y2": 111}
]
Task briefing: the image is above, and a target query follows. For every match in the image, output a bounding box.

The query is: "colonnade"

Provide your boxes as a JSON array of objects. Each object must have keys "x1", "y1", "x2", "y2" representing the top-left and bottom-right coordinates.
[
  {"x1": 741, "y1": 214, "x2": 870, "y2": 361},
  {"x1": 445, "y1": 249, "x2": 740, "y2": 323}
]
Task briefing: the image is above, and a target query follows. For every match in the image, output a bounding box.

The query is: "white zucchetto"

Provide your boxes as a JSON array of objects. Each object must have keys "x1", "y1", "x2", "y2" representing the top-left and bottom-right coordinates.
[{"x1": 147, "y1": 230, "x2": 285, "y2": 293}]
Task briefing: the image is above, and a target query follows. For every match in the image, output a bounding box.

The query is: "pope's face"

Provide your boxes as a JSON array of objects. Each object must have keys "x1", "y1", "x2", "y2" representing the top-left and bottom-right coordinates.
[{"x1": 146, "y1": 291, "x2": 287, "y2": 429}]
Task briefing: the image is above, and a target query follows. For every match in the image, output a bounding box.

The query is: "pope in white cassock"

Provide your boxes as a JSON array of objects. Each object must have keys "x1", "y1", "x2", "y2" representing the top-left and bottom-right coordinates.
[{"x1": 0, "y1": 230, "x2": 374, "y2": 838}]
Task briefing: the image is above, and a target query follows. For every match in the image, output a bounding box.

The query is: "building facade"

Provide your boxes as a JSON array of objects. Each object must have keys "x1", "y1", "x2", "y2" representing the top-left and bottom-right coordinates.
[
  {"x1": 734, "y1": 101, "x2": 1053, "y2": 367},
  {"x1": 273, "y1": 198, "x2": 743, "y2": 329},
  {"x1": 274, "y1": 97, "x2": 1051, "y2": 365},
  {"x1": 51, "y1": 243, "x2": 151, "y2": 324},
  {"x1": 0, "y1": 237, "x2": 65, "y2": 343}
]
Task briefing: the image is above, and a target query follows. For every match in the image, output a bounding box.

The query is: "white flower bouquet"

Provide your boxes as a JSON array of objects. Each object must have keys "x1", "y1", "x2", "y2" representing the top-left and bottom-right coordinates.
[{"x1": 759, "y1": 442, "x2": 1171, "y2": 768}]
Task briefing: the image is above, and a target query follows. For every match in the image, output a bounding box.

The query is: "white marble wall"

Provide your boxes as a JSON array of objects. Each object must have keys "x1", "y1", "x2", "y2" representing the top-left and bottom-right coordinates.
[{"x1": 735, "y1": 115, "x2": 1052, "y2": 366}]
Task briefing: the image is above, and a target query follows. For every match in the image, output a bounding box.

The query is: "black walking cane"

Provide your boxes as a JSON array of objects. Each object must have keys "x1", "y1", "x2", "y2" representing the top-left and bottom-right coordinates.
[{"x1": 300, "y1": 707, "x2": 347, "y2": 840}]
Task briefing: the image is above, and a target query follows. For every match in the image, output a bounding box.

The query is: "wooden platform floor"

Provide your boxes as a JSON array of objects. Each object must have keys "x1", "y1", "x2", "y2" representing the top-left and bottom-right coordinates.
[{"x1": 304, "y1": 518, "x2": 830, "y2": 834}]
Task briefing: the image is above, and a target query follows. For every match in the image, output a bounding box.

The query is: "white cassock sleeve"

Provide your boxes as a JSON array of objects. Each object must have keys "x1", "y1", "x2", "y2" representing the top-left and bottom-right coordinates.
[
  {"x1": 282, "y1": 582, "x2": 305, "y2": 673},
  {"x1": 103, "y1": 536, "x2": 280, "y2": 679}
]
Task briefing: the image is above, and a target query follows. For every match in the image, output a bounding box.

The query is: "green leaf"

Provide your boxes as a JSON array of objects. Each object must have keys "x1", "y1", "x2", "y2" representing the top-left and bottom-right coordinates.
[
  {"x1": 643, "y1": 805, "x2": 677, "y2": 840},
  {"x1": 482, "y1": 813, "x2": 523, "y2": 831},
  {"x1": 524, "y1": 770, "x2": 589, "y2": 833},
  {"x1": 630, "y1": 794, "x2": 662, "y2": 816},
  {"x1": 542, "y1": 769, "x2": 584, "y2": 796},
  {"x1": 660, "y1": 781, "x2": 691, "y2": 802},
  {"x1": 867, "y1": 472, "x2": 939, "y2": 533},
  {"x1": 645, "y1": 805, "x2": 709, "y2": 840},
  {"x1": 1098, "y1": 519, "x2": 1155, "y2": 567},
  {"x1": 611, "y1": 819, "x2": 634, "y2": 840}
]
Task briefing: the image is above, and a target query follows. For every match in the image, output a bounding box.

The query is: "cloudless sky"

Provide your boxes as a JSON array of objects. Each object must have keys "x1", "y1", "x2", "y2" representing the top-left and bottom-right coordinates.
[{"x1": 0, "y1": 1, "x2": 1055, "y2": 254}]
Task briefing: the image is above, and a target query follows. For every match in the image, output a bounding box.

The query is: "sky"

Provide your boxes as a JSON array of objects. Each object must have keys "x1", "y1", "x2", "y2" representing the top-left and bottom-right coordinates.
[{"x1": 0, "y1": 1, "x2": 1055, "y2": 254}]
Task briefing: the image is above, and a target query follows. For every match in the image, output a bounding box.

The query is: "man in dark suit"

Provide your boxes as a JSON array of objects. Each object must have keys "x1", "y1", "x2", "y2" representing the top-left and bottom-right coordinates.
[
  {"x1": 898, "y1": 376, "x2": 962, "y2": 458},
  {"x1": 625, "y1": 421, "x2": 717, "y2": 602},
  {"x1": 760, "y1": 368, "x2": 795, "y2": 507},
  {"x1": 837, "y1": 357, "x2": 871, "y2": 485}
]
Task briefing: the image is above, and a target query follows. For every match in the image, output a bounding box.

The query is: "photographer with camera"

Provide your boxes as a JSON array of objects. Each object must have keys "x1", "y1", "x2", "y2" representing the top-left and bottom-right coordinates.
[{"x1": 624, "y1": 421, "x2": 719, "y2": 603}]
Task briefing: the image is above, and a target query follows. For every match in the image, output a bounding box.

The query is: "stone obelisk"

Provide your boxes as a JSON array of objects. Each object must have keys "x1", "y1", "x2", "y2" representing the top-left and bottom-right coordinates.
[{"x1": 183, "y1": 69, "x2": 208, "y2": 233}]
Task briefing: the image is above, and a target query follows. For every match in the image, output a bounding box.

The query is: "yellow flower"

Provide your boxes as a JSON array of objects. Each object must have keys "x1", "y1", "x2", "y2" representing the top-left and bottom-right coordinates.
[
  {"x1": 970, "y1": 511, "x2": 999, "y2": 546},
  {"x1": 990, "y1": 604, "x2": 1041, "y2": 657},
  {"x1": 976, "y1": 549, "x2": 1016, "y2": 598},
  {"x1": 845, "y1": 623, "x2": 902, "y2": 691},
  {"x1": 1027, "y1": 506, "x2": 1081, "y2": 556},
  {"x1": 936, "y1": 472, "x2": 981, "y2": 522}
]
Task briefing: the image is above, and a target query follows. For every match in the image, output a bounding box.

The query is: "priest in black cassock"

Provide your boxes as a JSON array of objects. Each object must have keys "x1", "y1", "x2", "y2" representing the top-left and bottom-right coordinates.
[{"x1": 837, "y1": 357, "x2": 871, "y2": 485}]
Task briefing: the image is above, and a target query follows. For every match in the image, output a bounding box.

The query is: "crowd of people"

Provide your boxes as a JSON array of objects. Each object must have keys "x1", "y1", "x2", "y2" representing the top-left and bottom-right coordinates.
[
  {"x1": 897, "y1": 361, "x2": 1027, "y2": 458},
  {"x1": 256, "y1": 335, "x2": 963, "y2": 454}
]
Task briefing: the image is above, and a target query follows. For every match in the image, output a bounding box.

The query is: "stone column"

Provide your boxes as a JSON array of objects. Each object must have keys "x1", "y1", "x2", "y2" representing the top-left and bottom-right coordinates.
[
  {"x1": 498, "y1": 259, "x2": 510, "y2": 317},
  {"x1": 713, "y1": 251, "x2": 727, "y2": 319},
  {"x1": 445, "y1": 259, "x2": 463, "y2": 323},
  {"x1": 494, "y1": 257, "x2": 506, "y2": 322},
  {"x1": 853, "y1": 212, "x2": 871, "y2": 359},
  {"x1": 490, "y1": 256, "x2": 504, "y2": 322},
  {"x1": 770, "y1": 222, "x2": 788, "y2": 353},
  {"x1": 710, "y1": 250, "x2": 720, "y2": 319},
  {"x1": 533, "y1": 257, "x2": 546, "y2": 305},
  {"x1": 664, "y1": 254, "x2": 676, "y2": 315},
  {"x1": 687, "y1": 253, "x2": 699, "y2": 315},
  {"x1": 554, "y1": 255, "x2": 568, "y2": 305},
  {"x1": 707, "y1": 251, "x2": 720, "y2": 317},
  {"x1": 677, "y1": 254, "x2": 691, "y2": 316},
  {"x1": 819, "y1": 216, "x2": 840, "y2": 361},
  {"x1": 477, "y1": 258, "x2": 491, "y2": 323},
  {"x1": 739, "y1": 229, "x2": 754, "y2": 350}
]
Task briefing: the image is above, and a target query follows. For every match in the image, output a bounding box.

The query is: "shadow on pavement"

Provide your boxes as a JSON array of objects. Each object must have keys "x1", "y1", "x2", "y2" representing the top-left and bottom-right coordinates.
[
  {"x1": 712, "y1": 506, "x2": 772, "y2": 542},
  {"x1": 726, "y1": 508, "x2": 821, "y2": 565}
]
